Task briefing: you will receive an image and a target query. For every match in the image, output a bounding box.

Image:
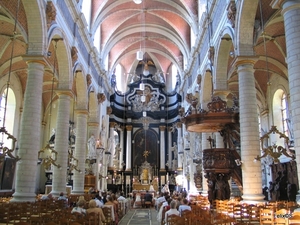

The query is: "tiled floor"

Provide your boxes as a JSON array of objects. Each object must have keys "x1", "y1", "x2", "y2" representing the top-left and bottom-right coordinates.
[{"x1": 118, "y1": 208, "x2": 160, "y2": 225}]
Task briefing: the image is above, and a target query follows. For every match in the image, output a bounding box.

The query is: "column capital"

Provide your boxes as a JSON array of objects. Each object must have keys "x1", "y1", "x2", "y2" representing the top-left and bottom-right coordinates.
[
  {"x1": 271, "y1": 0, "x2": 300, "y2": 10},
  {"x1": 109, "y1": 122, "x2": 117, "y2": 128},
  {"x1": 88, "y1": 122, "x2": 99, "y2": 127},
  {"x1": 159, "y1": 126, "x2": 166, "y2": 131},
  {"x1": 55, "y1": 89, "x2": 74, "y2": 98},
  {"x1": 75, "y1": 109, "x2": 88, "y2": 115},
  {"x1": 271, "y1": 0, "x2": 285, "y2": 9},
  {"x1": 233, "y1": 56, "x2": 258, "y2": 68},
  {"x1": 213, "y1": 89, "x2": 231, "y2": 99},
  {"x1": 126, "y1": 125, "x2": 132, "y2": 131},
  {"x1": 22, "y1": 55, "x2": 48, "y2": 66},
  {"x1": 176, "y1": 122, "x2": 182, "y2": 128}
]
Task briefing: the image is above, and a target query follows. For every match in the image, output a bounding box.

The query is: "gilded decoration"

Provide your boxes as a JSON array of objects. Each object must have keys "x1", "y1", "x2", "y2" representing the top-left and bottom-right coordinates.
[
  {"x1": 46, "y1": 1, "x2": 56, "y2": 28},
  {"x1": 71, "y1": 47, "x2": 78, "y2": 66},
  {"x1": 227, "y1": 1, "x2": 236, "y2": 28},
  {"x1": 97, "y1": 93, "x2": 106, "y2": 104},
  {"x1": 129, "y1": 85, "x2": 165, "y2": 112}
]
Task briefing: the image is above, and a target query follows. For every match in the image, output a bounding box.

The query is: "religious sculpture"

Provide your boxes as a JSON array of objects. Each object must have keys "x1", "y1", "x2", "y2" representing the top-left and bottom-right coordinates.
[{"x1": 87, "y1": 134, "x2": 96, "y2": 159}]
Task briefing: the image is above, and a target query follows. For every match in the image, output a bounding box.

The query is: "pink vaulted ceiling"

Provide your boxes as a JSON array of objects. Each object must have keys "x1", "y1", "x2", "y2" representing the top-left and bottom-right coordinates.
[{"x1": 90, "y1": 0, "x2": 197, "y2": 74}]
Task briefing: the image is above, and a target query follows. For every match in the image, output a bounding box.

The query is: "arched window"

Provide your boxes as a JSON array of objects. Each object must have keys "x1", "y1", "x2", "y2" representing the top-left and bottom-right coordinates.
[
  {"x1": 281, "y1": 92, "x2": 289, "y2": 137},
  {"x1": 273, "y1": 89, "x2": 290, "y2": 146},
  {"x1": 0, "y1": 88, "x2": 16, "y2": 148}
]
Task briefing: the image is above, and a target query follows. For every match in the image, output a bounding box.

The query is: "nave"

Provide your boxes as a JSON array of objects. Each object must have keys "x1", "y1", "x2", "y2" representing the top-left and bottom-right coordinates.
[{"x1": 118, "y1": 209, "x2": 159, "y2": 225}]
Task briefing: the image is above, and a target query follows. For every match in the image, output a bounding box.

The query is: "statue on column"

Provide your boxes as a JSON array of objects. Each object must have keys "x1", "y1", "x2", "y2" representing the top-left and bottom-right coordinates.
[{"x1": 87, "y1": 134, "x2": 97, "y2": 159}]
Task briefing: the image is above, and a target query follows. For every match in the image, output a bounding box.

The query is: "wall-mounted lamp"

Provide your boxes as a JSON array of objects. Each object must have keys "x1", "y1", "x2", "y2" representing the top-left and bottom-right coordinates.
[
  {"x1": 229, "y1": 51, "x2": 235, "y2": 58},
  {"x1": 235, "y1": 159, "x2": 242, "y2": 166}
]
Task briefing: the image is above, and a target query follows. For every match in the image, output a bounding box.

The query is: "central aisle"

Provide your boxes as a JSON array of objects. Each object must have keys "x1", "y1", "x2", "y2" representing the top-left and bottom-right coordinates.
[{"x1": 118, "y1": 208, "x2": 160, "y2": 225}]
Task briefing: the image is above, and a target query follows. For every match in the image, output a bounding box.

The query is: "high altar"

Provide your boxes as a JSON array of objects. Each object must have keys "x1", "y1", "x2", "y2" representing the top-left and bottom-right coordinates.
[{"x1": 132, "y1": 158, "x2": 158, "y2": 191}]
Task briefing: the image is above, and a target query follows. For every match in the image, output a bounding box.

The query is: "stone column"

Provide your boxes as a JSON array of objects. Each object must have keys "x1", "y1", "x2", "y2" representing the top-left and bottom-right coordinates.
[
  {"x1": 201, "y1": 132, "x2": 211, "y2": 195},
  {"x1": 167, "y1": 127, "x2": 172, "y2": 168},
  {"x1": 177, "y1": 122, "x2": 183, "y2": 170},
  {"x1": 125, "y1": 125, "x2": 132, "y2": 171},
  {"x1": 235, "y1": 57, "x2": 264, "y2": 202},
  {"x1": 109, "y1": 122, "x2": 116, "y2": 169},
  {"x1": 272, "y1": 0, "x2": 300, "y2": 201},
  {"x1": 72, "y1": 109, "x2": 88, "y2": 194},
  {"x1": 11, "y1": 57, "x2": 46, "y2": 202},
  {"x1": 87, "y1": 122, "x2": 99, "y2": 176},
  {"x1": 118, "y1": 126, "x2": 124, "y2": 170},
  {"x1": 51, "y1": 90, "x2": 72, "y2": 197},
  {"x1": 159, "y1": 126, "x2": 166, "y2": 171}
]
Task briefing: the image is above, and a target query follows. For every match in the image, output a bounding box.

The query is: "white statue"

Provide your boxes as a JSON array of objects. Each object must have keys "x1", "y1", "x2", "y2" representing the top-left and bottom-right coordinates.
[
  {"x1": 87, "y1": 134, "x2": 97, "y2": 159},
  {"x1": 171, "y1": 142, "x2": 178, "y2": 159}
]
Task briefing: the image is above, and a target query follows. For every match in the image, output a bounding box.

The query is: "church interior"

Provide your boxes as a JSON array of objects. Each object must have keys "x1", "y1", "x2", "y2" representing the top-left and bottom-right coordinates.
[{"x1": 1, "y1": 0, "x2": 300, "y2": 223}]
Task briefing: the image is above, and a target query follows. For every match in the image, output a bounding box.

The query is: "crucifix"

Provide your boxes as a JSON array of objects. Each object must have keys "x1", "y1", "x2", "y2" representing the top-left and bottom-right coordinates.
[{"x1": 143, "y1": 150, "x2": 150, "y2": 161}]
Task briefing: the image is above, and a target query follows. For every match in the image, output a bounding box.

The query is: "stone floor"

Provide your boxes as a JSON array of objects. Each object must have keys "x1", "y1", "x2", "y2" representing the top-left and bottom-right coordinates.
[{"x1": 118, "y1": 208, "x2": 160, "y2": 225}]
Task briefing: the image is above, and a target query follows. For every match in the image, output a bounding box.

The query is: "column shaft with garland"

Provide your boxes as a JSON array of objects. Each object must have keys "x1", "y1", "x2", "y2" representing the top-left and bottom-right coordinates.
[
  {"x1": 235, "y1": 57, "x2": 264, "y2": 202},
  {"x1": 12, "y1": 58, "x2": 46, "y2": 202},
  {"x1": 72, "y1": 109, "x2": 88, "y2": 194},
  {"x1": 272, "y1": 0, "x2": 300, "y2": 202},
  {"x1": 51, "y1": 90, "x2": 72, "y2": 197},
  {"x1": 109, "y1": 122, "x2": 116, "y2": 169},
  {"x1": 176, "y1": 122, "x2": 183, "y2": 170},
  {"x1": 201, "y1": 132, "x2": 211, "y2": 196}
]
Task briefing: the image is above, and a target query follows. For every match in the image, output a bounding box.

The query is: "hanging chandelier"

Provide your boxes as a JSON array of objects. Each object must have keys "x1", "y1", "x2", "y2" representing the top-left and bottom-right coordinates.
[
  {"x1": 38, "y1": 39, "x2": 62, "y2": 169},
  {"x1": 0, "y1": 0, "x2": 21, "y2": 162}
]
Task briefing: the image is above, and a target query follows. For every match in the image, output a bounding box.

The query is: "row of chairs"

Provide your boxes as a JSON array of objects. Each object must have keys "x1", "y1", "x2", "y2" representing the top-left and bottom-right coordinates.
[{"x1": 0, "y1": 199, "x2": 116, "y2": 225}]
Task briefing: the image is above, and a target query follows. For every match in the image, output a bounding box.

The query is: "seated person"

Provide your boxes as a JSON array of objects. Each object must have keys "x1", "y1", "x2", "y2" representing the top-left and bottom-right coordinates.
[
  {"x1": 57, "y1": 192, "x2": 68, "y2": 208},
  {"x1": 178, "y1": 198, "x2": 191, "y2": 216},
  {"x1": 144, "y1": 190, "x2": 153, "y2": 204},
  {"x1": 40, "y1": 193, "x2": 53, "y2": 201},
  {"x1": 71, "y1": 199, "x2": 86, "y2": 215},
  {"x1": 86, "y1": 200, "x2": 106, "y2": 225},
  {"x1": 133, "y1": 191, "x2": 142, "y2": 208},
  {"x1": 164, "y1": 200, "x2": 180, "y2": 224}
]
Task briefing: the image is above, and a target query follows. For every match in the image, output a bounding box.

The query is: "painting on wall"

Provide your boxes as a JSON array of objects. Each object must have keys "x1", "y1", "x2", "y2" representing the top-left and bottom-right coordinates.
[
  {"x1": 1, "y1": 158, "x2": 16, "y2": 190},
  {"x1": 133, "y1": 128, "x2": 158, "y2": 168}
]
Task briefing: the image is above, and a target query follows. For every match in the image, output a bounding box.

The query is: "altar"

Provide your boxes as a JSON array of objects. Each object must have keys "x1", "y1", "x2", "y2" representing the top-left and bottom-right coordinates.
[{"x1": 132, "y1": 183, "x2": 158, "y2": 191}]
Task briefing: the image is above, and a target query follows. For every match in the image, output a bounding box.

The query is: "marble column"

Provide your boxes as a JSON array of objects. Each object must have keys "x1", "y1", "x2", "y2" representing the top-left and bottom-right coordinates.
[
  {"x1": 51, "y1": 90, "x2": 72, "y2": 197},
  {"x1": 87, "y1": 122, "x2": 99, "y2": 176},
  {"x1": 125, "y1": 125, "x2": 132, "y2": 171},
  {"x1": 109, "y1": 122, "x2": 116, "y2": 169},
  {"x1": 272, "y1": 0, "x2": 300, "y2": 201},
  {"x1": 235, "y1": 57, "x2": 264, "y2": 202},
  {"x1": 118, "y1": 126, "x2": 124, "y2": 170},
  {"x1": 72, "y1": 109, "x2": 88, "y2": 194},
  {"x1": 201, "y1": 132, "x2": 211, "y2": 195},
  {"x1": 167, "y1": 127, "x2": 172, "y2": 168},
  {"x1": 159, "y1": 126, "x2": 166, "y2": 171},
  {"x1": 177, "y1": 122, "x2": 183, "y2": 170},
  {"x1": 11, "y1": 57, "x2": 46, "y2": 202}
]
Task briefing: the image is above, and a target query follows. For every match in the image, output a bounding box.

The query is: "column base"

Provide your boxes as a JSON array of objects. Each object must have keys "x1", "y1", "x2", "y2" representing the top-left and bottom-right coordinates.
[
  {"x1": 241, "y1": 193, "x2": 265, "y2": 204},
  {"x1": 71, "y1": 190, "x2": 85, "y2": 195},
  {"x1": 11, "y1": 192, "x2": 37, "y2": 202}
]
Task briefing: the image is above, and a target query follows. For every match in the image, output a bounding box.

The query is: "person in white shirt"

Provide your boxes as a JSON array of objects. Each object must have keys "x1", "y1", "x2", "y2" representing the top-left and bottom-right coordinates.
[
  {"x1": 117, "y1": 192, "x2": 126, "y2": 201},
  {"x1": 178, "y1": 198, "x2": 191, "y2": 216},
  {"x1": 155, "y1": 192, "x2": 166, "y2": 210},
  {"x1": 164, "y1": 200, "x2": 180, "y2": 224},
  {"x1": 94, "y1": 194, "x2": 104, "y2": 208}
]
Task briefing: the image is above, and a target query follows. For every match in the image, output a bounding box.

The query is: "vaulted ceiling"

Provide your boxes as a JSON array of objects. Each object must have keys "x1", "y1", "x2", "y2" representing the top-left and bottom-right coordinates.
[{"x1": 90, "y1": 0, "x2": 198, "y2": 75}]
